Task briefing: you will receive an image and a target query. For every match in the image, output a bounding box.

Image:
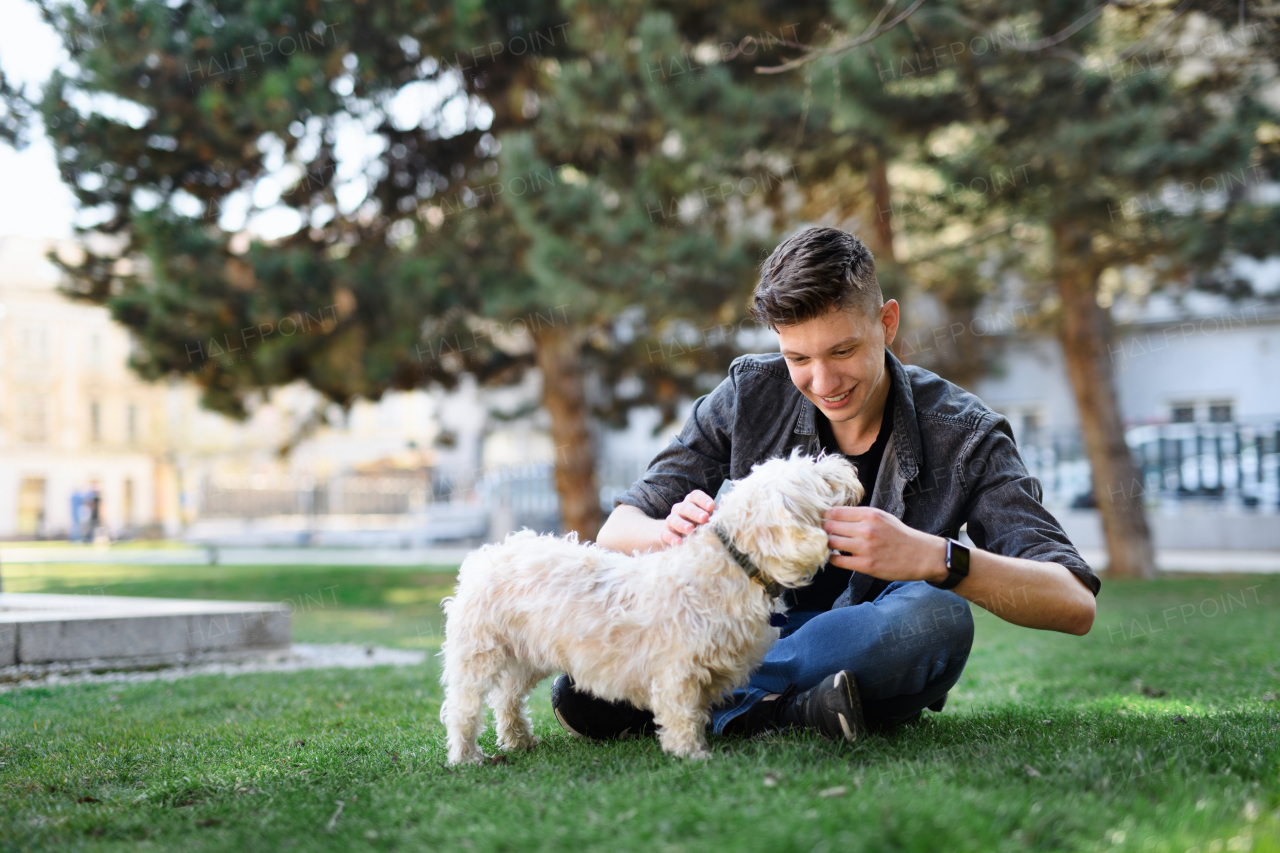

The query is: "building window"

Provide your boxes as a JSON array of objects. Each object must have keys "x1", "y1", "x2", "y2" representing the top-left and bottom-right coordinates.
[
  {"x1": 1208, "y1": 402, "x2": 1233, "y2": 423},
  {"x1": 19, "y1": 325, "x2": 49, "y2": 365},
  {"x1": 18, "y1": 477, "x2": 46, "y2": 536},
  {"x1": 19, "y1": 396, "x2": 47, "y2": 443},
  {"x1": 90, "y1": 400, "x2": 102, "y2": 442},
  {"x1": 1021, "y1": 411, "x2": 1041, "y2": 443},
  {"x1": 1171, "y1": 403, "x2": 1196, "y2": 423},
  {"x1": 127, "y1": 404, "x2": 138, "y2": 443},
  {"x1": 993, "y1": 404, "x2": 1044, "y2": 446},
  {"x1": 124, "y1": 478, "x2": 134, "y2": 526}
]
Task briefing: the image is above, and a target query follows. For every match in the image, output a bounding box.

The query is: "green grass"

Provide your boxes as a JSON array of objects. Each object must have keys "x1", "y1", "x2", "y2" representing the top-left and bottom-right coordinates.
[
  {"x1": 2, "y1": 563, "x2": 1278, "y2": 852},
  {"x1": 0, "y1": 562, "x2": 459, "y2": 651}
]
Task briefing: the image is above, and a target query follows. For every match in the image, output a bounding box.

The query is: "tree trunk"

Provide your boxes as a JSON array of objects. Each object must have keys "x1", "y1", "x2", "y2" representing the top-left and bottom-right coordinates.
[
  {"x1": 862, "y1": 148, "x2": 914, "y2": 367},
  {"x1": 533, "y1": 324, "x2": 602, "y2": 541},
  {"x1": 864, "y1": 150, "x2": 897, "y2": 264},
  {"x1": 1053, "y1": 222, "x2": 1157, "y2": 579}
]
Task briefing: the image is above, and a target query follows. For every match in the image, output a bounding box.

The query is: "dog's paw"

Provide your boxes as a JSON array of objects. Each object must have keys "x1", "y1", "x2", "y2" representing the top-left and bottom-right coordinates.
[
  {"x1": 497, "y1": 734, "x2": 541, "y2": 752},
  {"x1": 446, "y1": 747, "x2": 489, "y2": 766},
  {"x1": 662, "y1": 743, "x2": 712, "y2": 760}
]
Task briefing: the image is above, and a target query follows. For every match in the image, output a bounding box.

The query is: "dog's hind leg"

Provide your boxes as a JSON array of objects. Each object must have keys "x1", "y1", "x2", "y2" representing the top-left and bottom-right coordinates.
[
  {"x1": 491, "y1": 661, "x2": 544, "y2": 752},
  {"x1": 441, "y1": 640, "x2": 503, "y2": 766},
  {"x1": 650, "y1": 672, "x2": 713, "y2": 760}
]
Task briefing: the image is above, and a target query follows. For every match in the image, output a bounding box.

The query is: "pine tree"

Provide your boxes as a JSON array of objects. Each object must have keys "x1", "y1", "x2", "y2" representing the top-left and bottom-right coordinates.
[
  {"x1": 33, "y1": 0, "x2": 844, "y2": 539},
  {"x1": 792, "y1": 0, "x2": 1280, "y2": 577},
  {"x1": 0, "y1": 67, "x2": 32, "y2": 149}
]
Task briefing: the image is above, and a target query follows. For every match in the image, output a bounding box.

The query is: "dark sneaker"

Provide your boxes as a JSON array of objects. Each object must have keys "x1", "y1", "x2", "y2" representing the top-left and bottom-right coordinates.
[
  {"x1": 549, "y1": 674, "x2": 656, "y2": 740},
  {"x1": 778, "y1": 670, "x2": 866, "y2": 742}
]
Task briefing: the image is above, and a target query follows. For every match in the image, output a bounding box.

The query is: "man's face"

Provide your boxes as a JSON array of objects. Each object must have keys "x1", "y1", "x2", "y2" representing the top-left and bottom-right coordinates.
[{"x1": 776, "y1": 301, "x2": 899, "y2": 426}]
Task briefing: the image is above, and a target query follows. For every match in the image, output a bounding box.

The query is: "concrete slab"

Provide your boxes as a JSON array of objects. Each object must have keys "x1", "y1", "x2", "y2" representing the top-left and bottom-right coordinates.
[
  {"x1": 0, "y1": 622, "x2": 14, "y2": 667},
  {"x1": 0, "y1": 643, "x2": 426, "y2": 692},
  {"x1": 0, "y1": 593, "x2": 290, "y2": 665}
]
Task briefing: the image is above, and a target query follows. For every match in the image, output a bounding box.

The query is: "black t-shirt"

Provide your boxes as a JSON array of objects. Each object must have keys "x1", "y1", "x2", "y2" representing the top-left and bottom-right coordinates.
[{"x1": 782, "y1": 377, "x2": 895, "y2": 612}]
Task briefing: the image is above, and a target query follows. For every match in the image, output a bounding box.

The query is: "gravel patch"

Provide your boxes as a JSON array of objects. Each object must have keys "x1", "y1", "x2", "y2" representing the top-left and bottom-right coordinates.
[{"x1": 0, "y1": 643, "x2": 428, "y2": 691}]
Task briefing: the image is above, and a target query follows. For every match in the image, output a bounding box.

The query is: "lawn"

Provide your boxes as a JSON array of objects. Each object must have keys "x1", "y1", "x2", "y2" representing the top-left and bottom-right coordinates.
[{"x1": 1, "y1": 563, "x2": 1278, "y2": 853}]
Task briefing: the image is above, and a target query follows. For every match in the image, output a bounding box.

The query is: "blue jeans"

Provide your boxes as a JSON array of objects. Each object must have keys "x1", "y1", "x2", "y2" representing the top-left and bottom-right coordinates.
[{"x1": 711, "y1": 581, "x2": 974, "y2": 734}]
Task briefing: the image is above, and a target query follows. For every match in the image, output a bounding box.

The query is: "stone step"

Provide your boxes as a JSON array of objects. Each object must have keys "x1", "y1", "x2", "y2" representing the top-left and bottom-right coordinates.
[{"x1": 0, "y1": 593, "x2": 290, "y2": 666}]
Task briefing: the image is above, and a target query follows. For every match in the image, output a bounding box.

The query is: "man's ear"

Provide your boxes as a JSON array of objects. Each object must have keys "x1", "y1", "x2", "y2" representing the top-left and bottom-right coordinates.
[{"x1": 880, "y1": 299, "x2": 900, "y2": 348}]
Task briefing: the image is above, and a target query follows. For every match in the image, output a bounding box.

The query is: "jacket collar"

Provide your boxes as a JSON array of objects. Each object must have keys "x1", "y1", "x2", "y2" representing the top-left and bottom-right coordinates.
[
  {"x1": 792, "y1": 348, "x2": 922, "y2": 519},
  {"x1": 879, "y1": 348, "x2": 922, "y2": 519}
]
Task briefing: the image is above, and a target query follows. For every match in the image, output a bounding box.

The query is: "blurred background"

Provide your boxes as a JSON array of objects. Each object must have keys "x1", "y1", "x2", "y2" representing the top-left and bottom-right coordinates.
[{"x1": 1, "y1": 0, "x2": 1279, "y2": 580}]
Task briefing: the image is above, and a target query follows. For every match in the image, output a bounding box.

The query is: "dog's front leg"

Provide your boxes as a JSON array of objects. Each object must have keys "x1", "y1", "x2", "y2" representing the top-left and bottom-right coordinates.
[{"x1": 650, "y1": 674, "x2": 712, "y2": 760}]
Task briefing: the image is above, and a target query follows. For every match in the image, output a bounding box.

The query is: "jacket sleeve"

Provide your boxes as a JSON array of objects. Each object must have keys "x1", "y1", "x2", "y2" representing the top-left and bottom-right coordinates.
[
  {"x1": 960, "y1": 414, "x2": 1101, "y2": 596},
  {"x1": 611, "y1": 369, "x2": 738, "y2": 520}
]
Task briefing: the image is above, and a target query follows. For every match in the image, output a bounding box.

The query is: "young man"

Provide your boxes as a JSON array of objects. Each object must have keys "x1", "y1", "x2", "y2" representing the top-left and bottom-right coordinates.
[{"x1": 551, "y1": 226, "x2": 1099, "y2": 743}]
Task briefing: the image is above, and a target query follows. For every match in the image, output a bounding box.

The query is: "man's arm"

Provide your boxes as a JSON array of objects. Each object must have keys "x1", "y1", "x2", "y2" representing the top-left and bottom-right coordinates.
[
  {"x1": 825, "y1": 414, "x2": 1099, "y2": 635},
  {"x1": 605, "y1": 369, "x2": 739, "y2": 547},
  {"x1": 823, "y1": 509, "x2": 1096, "y2": 634},
  {"x1": 951, "y1": 547, "x2": 1096, "y2": 634},
  {"x1": 597, "y1": 491, "x2": 717, "y2": 555}
]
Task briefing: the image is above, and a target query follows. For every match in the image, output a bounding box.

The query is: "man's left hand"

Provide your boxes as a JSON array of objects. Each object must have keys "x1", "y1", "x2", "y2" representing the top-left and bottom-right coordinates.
[{"x1": 824, "y1": 506, "x2": 948, "y2": 584}]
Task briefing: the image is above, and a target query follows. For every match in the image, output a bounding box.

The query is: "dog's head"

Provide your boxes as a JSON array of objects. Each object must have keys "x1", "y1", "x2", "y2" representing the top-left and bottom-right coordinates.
[{"x1": 712, "y1": 450, "x2": 863, "y2": 589}]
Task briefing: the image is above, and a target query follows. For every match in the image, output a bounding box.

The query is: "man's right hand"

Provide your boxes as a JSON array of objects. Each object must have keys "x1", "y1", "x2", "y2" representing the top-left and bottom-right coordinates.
[{"x1": 661, "y1": 490, "x2": 716, "y2": 548}]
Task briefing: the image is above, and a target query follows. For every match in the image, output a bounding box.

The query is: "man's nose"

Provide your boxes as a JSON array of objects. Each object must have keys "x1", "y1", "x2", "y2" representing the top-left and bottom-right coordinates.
[{"x1": 811, "y1": 362, "x2": 840, "y2": 396}]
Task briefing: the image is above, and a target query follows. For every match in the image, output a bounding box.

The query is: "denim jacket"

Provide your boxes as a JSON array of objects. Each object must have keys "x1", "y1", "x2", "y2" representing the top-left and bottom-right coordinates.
[{"x1": 614, "y1": 348, "x2": 1100, "y2": 604}]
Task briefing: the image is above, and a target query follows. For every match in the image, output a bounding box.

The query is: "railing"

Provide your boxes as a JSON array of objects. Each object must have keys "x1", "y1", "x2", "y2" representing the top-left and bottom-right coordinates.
[
  {"x1": 1021, "y1": 421, "x2": 1280, "y2": 510},
  {"x1": 195, "y1": 420, "x2": 1280, "y2": 536},
  {"x1": 200, "y1": 473, "x2": 429, "y2": 518},
  {"x1": 477, "y1": 464, "x2": 561, "y2": 534},
  {"x1": 1129, "y1": 421, "x2": 1279, "y2": 507}
]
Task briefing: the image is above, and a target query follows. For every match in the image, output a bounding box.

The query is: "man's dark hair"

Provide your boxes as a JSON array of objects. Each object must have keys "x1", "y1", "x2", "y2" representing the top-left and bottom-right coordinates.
[{"x1": 750, "y1": 226, "x2": 883, "y2": 329}]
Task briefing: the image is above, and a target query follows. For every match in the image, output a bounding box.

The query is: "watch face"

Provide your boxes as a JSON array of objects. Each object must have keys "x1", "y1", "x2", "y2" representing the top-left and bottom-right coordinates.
[{"x1": 946, "y1": 539, "x2": 970, "y2": 578}]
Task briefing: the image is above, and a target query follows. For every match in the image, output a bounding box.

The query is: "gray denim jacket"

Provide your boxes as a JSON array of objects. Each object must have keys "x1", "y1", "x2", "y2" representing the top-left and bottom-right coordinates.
[{"x1": 614, "y1": 348, "x2": 1100, "y2": 604}]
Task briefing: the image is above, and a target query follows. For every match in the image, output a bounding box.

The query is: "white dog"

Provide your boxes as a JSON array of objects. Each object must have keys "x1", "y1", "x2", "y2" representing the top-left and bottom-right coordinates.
[{"x1": 438, "y1": 451, "x2": 863, "y2": 763}]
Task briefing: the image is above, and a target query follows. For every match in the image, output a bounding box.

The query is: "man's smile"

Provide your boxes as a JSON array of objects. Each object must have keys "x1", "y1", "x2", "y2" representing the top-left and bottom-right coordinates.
[{"x1": 819, "y1": 388, "x2": 853, "y2": 407}]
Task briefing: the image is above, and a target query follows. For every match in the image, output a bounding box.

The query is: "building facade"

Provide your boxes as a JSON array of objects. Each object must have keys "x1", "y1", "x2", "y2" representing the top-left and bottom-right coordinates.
[
  {"x1": 0, "y1": 236, "x2": 183, "y2": 539},
  {"x1": 972, "y1": 297, "x2": 1280, "y2": 442}
]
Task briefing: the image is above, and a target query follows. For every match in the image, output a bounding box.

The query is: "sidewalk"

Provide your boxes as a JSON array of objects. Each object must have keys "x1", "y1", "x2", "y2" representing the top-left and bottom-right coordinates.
[
  {"x1": 0, "y1": 545, "x2": 473, "y2": 567},
  {"x1": 1077, "y1": 549, "x2": 1280, "y2": 574}
]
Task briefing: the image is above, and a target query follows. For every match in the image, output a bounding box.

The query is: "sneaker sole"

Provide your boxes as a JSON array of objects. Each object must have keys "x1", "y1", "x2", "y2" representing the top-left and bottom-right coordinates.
[
  {"x1": 832, "y1": 671, "x2": 865, "y2": 742},
  {"x1": 553, "y1": 707, "x2": 584, "y2": 739}
]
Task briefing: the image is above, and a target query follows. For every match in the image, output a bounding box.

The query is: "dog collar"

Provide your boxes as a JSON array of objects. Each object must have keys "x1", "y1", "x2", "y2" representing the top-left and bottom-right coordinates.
[{"x1": 712, "y1": 524, "x2": 782, "y2": 600}]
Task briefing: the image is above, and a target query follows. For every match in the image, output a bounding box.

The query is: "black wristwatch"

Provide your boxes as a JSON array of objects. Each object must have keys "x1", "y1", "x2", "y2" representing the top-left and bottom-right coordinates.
[{"x1": 928, "y1": 538, "x2": 970, "y2": 590}]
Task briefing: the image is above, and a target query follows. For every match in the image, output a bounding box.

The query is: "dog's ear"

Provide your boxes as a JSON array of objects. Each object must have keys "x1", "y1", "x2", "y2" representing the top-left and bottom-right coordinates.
[
  {"x1": 737, "y1": 482, "x2": 836, "y2": 589},
  {"x1": 814, "y1": 453, "x2": 864, "y2": 506}
]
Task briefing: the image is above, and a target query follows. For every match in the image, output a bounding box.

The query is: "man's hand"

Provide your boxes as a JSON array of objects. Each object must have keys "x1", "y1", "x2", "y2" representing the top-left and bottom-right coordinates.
[
  {"x1": 661, "y1": 490, "x2": 716, "y2": 548},
  {"x1": 824, "y1": 505, "x2": 1096, "y2": 634},
  {"x1": 823, "y1": 506, "x2": 947, "y2": 583}
]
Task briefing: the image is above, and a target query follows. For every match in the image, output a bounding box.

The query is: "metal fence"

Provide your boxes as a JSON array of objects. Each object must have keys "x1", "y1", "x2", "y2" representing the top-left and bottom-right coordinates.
[
  {"x1": 196, "y1": 420, "x2": 1280, "y2": 538},
  {"x1": 1022, "y1": 421, "x2": 1280, "y2": 510},
  {"x1": 1129, "y1": 421, "x2": 1280, "y2": 507},
  {"x1": 200, "y1": 472, "x2": 430, "y2": 518}
]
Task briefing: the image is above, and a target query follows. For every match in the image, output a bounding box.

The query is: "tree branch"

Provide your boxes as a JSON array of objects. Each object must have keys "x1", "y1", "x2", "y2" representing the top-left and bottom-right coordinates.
[{"x1": 756, "y1": 0, "x2": 928, "y2": 75}]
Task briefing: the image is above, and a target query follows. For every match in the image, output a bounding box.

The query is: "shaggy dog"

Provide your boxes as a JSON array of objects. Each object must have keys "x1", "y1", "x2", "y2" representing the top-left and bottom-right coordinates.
[{"x1": 439, "y1": 452, "x2": 863, "y2": 763}]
